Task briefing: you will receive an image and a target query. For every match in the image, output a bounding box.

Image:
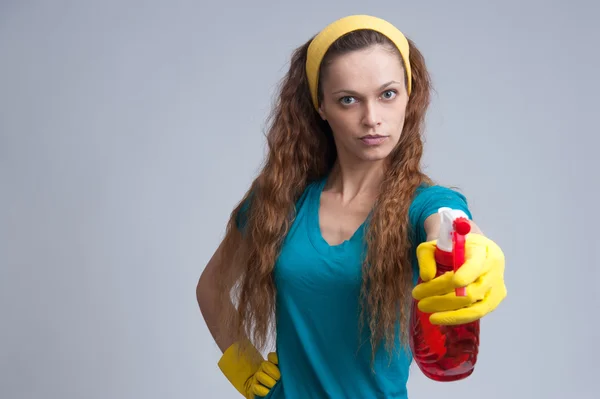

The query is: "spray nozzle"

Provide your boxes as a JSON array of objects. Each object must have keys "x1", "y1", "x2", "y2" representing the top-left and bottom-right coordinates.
[
  {"x1": 454, "y1": 217, "x2": 471, "y2": 236},
  {"x1": 436, "y1": 207, "x2": 471, "y2": 297},
  {"x1": 436, "y1": 207, "x2": 469, "y2": 252}
]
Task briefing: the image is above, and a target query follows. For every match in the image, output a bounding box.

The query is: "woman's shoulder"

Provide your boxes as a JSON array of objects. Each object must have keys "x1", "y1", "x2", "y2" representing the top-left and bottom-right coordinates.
[
  {"x1": 408, "y1": 183, "x2": 472, "y2": 243},
  {"x1": 293, "y1": 177, "x2": 326, "y2": 211},
  {"x1": 412, "y1": 183, "x2": 468, "y2": 201},
  {"x1": 409, "y1": 182, "x2": 472, "y2": 220},
  {"x1": 235, "y1": 177, "x2": 326, "y2": 230}
]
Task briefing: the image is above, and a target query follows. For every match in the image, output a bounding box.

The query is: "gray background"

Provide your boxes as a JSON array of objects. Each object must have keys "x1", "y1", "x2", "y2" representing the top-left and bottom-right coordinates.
[{"x1": 1, "y1": 0, "x2": 598, "y2": 398}]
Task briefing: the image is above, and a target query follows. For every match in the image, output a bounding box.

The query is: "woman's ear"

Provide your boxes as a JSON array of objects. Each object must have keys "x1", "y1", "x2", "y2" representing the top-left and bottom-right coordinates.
[{"x1": 317, "y1": 104, "x2": 327, "y2": 121}]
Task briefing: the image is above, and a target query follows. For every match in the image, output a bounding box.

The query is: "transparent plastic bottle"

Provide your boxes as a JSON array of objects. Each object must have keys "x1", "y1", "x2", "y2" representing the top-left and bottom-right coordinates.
[{"x1": 409, "y1": 207, "x2": 480, "y2": 382}]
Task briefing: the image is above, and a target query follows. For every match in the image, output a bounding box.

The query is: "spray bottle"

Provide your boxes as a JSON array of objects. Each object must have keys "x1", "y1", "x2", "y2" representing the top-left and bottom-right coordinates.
[{"x1": 409, "y1": 207, "x2": 480, "y2": 382}]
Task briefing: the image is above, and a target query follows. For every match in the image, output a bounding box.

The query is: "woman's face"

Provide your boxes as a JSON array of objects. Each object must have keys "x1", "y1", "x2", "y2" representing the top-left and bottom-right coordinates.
[{"x1": 318, "y1": 45, "x2": 409, "y2": 164}]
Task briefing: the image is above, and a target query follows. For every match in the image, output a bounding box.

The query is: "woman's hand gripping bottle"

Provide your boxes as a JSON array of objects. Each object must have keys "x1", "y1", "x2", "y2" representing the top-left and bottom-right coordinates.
[{"x1": 409, "y1": 207, "x2": 480, "y2": 382}]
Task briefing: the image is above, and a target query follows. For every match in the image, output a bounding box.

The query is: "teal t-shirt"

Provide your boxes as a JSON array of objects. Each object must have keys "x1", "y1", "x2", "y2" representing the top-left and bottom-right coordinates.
[{"x1": 237, "y1": 178, "x2": 472, "y2": 398}]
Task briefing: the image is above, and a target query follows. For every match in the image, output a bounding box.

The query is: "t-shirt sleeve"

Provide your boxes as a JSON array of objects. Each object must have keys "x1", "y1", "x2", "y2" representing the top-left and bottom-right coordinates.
[
  {"x1": 235, "y1": 196, "x2": 252, "y2": 232},
  {"x1": 409, "y1": 185, "x2": 473, "y2": 245},
  {"x1": 234, "y1": 187, "x2": 258, "y2": 233}
]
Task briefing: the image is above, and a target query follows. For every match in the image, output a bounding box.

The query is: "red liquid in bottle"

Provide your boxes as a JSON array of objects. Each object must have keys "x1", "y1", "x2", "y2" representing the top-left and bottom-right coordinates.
[{"x1": 409, "y1": 222, "x2": 480, "y2": 382}]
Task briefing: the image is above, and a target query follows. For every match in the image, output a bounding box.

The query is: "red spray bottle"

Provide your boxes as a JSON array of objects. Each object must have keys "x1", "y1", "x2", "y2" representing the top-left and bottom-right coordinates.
[{"x1": 409, "y1": 207, "x2": 480, "y2": 382}]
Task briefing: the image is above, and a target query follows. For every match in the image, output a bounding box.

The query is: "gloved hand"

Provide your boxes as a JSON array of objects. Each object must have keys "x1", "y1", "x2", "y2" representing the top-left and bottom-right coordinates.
[
  {"x1": 218, "y1": 340, "x2": 280, "y2": 398},
  {"x1": 412, "y1": 233, "x2": 507, "y2": 325}
]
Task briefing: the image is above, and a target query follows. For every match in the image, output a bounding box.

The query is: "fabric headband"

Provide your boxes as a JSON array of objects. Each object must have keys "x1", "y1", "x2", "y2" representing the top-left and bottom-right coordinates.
[{"x1": 305, "y1": 15, "x2": 412, "y2": 110}]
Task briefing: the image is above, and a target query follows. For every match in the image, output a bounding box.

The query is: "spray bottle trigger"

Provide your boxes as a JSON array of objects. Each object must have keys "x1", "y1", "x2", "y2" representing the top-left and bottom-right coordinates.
[{"x1": 452, "y1": 217, "x2": 471, "y2": 297}]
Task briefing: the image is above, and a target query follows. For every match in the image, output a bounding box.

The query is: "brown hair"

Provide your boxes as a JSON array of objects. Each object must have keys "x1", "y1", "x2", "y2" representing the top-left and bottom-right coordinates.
[{"x1": 215, "y1": 29, "x2": 433, "y2": 358}]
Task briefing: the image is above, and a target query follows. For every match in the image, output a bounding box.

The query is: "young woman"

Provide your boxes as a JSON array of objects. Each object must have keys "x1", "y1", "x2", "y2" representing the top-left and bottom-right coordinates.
[{"x1": 197, "y1": 15, "x2": 507, "y2": 399}]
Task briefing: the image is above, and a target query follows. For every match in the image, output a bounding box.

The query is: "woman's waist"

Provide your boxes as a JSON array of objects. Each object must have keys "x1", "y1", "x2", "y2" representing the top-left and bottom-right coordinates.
[{"x1": 273, "y1": 334, "x2": 411, "y2": 398}]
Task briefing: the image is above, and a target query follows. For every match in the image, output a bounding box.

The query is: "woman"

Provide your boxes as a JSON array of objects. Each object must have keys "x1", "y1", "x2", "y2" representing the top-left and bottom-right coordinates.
[{"x1": 197, "y1": 15, "x2": 507, "y2": 399}]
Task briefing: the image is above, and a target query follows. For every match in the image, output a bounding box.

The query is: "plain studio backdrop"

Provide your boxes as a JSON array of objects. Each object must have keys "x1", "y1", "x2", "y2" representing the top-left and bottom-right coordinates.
[{"x1": 1, "y1": 1, "x2": 598, "y2": 398}]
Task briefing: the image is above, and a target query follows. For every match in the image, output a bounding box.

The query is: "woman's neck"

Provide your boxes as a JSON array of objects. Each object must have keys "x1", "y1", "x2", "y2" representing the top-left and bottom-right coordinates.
[{"x1": 325, "y1": 158, "x2": 385, "y2": 205}]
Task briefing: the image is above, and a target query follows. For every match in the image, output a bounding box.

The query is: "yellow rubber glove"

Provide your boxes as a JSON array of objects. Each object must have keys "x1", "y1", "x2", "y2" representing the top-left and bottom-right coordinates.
[
  {"x1": 412, "y1": 233, "x2": 507, "y2": 325},
  {"x1": 217, "y1": 340, "x2": 280, "y2": 398}
]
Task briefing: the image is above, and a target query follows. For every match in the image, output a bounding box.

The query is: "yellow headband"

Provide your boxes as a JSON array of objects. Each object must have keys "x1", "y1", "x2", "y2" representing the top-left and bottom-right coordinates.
[{"x1": 305, "y1": 15, "x2": 412, "y2": 110}]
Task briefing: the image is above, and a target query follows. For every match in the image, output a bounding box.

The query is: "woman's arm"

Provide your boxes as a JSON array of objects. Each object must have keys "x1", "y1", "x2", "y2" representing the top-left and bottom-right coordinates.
[
  {"x1": 196, "y1": 228, "x2": 243, "y2": 353},
  {"x1": 197, "y1": 227, "x2": 281, "y2": 397}
]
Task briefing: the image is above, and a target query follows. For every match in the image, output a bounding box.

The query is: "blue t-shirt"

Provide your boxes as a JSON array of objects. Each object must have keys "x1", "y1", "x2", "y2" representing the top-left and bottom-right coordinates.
[{"x1": 237, "y1": 178, "x2": 472, "y2": 398}]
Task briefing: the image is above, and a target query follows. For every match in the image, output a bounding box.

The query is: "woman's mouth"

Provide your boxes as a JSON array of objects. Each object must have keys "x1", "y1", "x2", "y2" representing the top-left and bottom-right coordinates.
[{"x1": 360, "y1": 135, "x2": 388, "y2": 146}]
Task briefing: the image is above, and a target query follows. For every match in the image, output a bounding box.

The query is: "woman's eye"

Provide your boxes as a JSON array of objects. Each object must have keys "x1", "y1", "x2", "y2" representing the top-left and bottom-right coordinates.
[
  {"x1": 340, "y1": 96, "x2": 357, "y2": 105},
  {"x1": 382, "y1": 90, "x2": 397, "y2": 100}
]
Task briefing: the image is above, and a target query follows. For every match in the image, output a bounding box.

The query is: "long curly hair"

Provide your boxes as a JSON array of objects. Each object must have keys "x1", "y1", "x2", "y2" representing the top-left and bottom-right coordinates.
[{"x1": 215, "y1": 29, "x2": 433, "y2": 358}]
